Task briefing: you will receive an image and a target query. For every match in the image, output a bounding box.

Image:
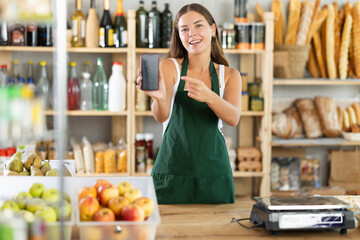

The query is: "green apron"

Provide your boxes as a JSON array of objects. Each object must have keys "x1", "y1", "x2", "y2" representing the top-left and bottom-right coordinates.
[{"x1": 151, "y1": 57, "x2": 235, "y2": 204}]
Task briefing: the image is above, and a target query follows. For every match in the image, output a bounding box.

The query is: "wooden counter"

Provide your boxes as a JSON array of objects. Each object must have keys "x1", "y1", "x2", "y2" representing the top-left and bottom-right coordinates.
[{"x1": 72, "y1": 196, "x2": 360, "y2": 239}]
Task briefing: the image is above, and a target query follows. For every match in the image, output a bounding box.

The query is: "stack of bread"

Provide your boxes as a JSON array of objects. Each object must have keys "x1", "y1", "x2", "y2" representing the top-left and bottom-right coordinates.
[
  {"x1": 256, "y1": 0, "x2": 360, "y2": 79},
  {"x1": 272, "y1": 97, "x2": 360, "y2": 139}
]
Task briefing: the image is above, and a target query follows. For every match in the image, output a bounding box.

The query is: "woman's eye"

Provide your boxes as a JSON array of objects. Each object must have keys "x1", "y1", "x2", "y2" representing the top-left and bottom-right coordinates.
[
  {"x1": 196, "y1": 24, "x2": 202, "y2": 28},
  {"x1": 181, "y1": 28, "x2": 188, "y2": 32}
]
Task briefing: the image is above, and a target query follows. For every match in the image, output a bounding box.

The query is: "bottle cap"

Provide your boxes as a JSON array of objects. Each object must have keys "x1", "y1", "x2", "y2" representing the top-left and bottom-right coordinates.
[
  {"x1": 13, "y1": 60, "x2": 19, "y2": 64},
  {"x1": 28, "y1": 60, "x2": 33, "y2": 64},
  {"x1": 135, "y1": 133, "x2": 145, "y2": 141},
  {"x1": 70, "y1": 61, "x2": 76, "y2": 67},
  {"x1": 82, "y1": 72, "x2": 90, "y2": 79},
  {"x1": 18, "y1": 77, "x2": 25, "y2": 83},
  {"x1": 165, "y1": 3, "x2": 169, "y2": 8},
  {"x1": 144, "y1": 133, "x2": 154, "y2": 141},
  {"x1": 113, "y1": 61, "x2": 122, "y2": 66},
  {"x1": 40, "y1": 61, "x2": 47, "y2": 66},
  {"x1": 27, "y1": 77, "x2": 35, "y2": 84},
  {"x1": 85, "y1": 61, "x2": 90, "y2": 65},
  {"x1": 8, "y1": 77, "x2": 14, "y2": 84}
]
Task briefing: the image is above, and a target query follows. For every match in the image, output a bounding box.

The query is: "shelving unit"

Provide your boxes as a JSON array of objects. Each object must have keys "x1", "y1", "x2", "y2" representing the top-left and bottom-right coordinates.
[{"x1": 273, "y1": 78, "x2": 360, "y2": 85}]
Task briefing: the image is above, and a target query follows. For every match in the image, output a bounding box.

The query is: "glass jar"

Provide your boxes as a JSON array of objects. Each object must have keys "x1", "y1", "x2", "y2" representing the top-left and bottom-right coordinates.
[
  {"x1": 221, "y1": 23, "x2": 235, "y2": 49},
  {"x1": 248, "y1": 82, "x2": 260, "y2": 97},
  {"x1": 250, "y1": 97, "x2": 263, "y2": 111},
  {"x1": 135, "y1": 133, "x2": 146, "y2": 173},
  {"x1": 241, "y1": 91, "x2": 249, "y2": 111},
  {"x1": 250, "y1": 23, "x2": 265, "y2": 50},
  {"x1": 235, "y1": 23, "x2": 250, "y2": 49},
  {"x1": 240, "y1": 72, "x2": 248, "y2": 91}
]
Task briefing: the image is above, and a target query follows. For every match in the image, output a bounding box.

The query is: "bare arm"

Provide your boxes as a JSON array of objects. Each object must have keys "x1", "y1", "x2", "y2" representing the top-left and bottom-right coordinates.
[{"x1": 181, "y1": 67, "x2": 242, "y2": 126}]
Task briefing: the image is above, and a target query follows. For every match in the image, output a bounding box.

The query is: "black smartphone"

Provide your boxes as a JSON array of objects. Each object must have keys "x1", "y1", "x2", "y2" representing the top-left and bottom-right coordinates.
[{"x1": 140, "y1": 54, "x2": 159, "y2": 91}]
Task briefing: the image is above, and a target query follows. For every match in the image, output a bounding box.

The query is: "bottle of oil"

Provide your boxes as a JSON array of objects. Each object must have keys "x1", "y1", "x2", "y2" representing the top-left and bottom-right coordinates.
[
  {"x1": 136, "y1": 0, "x2": 148, "y2": 48},
  {"x1": 148, "y1": 1, "x2": 160, "y2": 48},
  {"x1": 114, "y1": 0, "x2": 127, "y2": 48},
  {"x1": 99, "y1": 0, "x2": 114, "y2": 47},
  {"x1": 161, "y1": 3, "x2": 173, "y2": 48},
  {"x1": 71, "y1": 0, "x2": 86, "y2": 47}
]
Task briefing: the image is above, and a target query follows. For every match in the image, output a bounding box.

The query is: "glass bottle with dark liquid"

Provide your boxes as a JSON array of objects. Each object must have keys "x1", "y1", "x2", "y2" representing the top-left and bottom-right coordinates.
[
  {"x1": 10, "y1": 22, "x2": 25, "y2": 46},
  {"x1": 27, "y1": 22, "x2": 37, "y2": 46},
  {"x1": 38, "y1": 22, "x2": 52, "y2": 47},
  {"x1": 148, "y1": 1, "x2": 160, "y2": 48},
  {"x1": 161, "y1": 3, "x2": 173, "y2": 48},
  {"x1": 136, "y1": 0, "x2": 148, "y2": 48}
]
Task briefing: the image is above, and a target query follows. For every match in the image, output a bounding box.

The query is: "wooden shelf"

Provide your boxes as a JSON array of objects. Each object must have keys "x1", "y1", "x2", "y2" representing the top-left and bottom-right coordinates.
[
  {"x1": 76, "y1": 173, "x2": 129, "y2": 177},
  {"x1": 273, "y1": 78, "x2": 360, "y2": 85},
  {"x1": 135, "y1": 111, "x2": 153, "y2": 116},
  {"x1": 133, "y1": 172, "x2": 151, "y2": 176},
  {"x1": 44, "y1": 110, "x2": 128, "y2": 116},
  {"x1": 134, "y1": 48, "x2": 266, "y2": 55},
  {"x1": 135, "y1": 48, "x2": 169, "y2": 54},
  {"x1": 0, "y1": 46, "x2": 129, "y2": 53},
  {"x1": 135, "y1": 111, "x2": 264, "y2": 117},
  {"x1": 233, "y1": 171, "x2": 264, "y2": 177},
  {"x1": 270, "y1": 137, "x2": 360, "y2": 146}
]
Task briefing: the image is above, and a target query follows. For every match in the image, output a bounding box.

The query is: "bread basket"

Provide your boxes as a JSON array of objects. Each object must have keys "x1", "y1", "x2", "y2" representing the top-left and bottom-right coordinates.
[{"x1": 342, "y1": 131, "x2": 360, "y2": 142}]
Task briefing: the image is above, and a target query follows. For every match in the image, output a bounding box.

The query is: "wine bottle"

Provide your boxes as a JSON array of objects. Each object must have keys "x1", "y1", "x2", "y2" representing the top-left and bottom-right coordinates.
[
  {"x1": 148, "y1": 1, "x2": 160, "y2": 48},
  {"x1": 71, "y1": 0, "x2": 86, "y2": 47},
  {"x1": 161, "y1": 3, "x2": 173, "y2": 48},
  {"x1": 136, "y1": 0, "x2": 148, "y2": 48},
  {"x1": 99, "y1": 0, "x2": 114, "y2": 48},
  {"x1": 114, "y1": 0, "x2": 127, "y2": 48},
  {"x1": 0, "y1": 21, "x2": 9, "y2": 46},
  {"x1": 86, "y1": 0, "x2": 99, "y2": 47}
]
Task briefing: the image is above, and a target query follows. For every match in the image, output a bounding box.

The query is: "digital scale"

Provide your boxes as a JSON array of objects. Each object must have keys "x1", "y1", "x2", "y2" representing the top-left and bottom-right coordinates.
[{"x1": 249, "y1": 196, "x2": 356, "y2": 235}]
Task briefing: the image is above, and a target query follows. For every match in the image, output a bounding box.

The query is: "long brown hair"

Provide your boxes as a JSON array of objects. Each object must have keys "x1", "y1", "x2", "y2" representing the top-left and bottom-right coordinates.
[{"x1": 168, "y1": 4, "x2": 229, "y2": 66}]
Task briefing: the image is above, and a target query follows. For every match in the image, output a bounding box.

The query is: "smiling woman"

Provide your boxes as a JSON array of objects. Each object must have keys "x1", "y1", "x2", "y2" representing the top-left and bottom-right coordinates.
[{"x1": 136, "y1": 3, "x2": 242, "y2": 204}]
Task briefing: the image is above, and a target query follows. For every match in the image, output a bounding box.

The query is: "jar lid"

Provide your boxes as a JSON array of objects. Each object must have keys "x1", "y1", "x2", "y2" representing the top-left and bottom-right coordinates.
[
  {"x1": 251, "y1": 22, "x2": 265, "y2": 26},
  {"x1": 240, "y1": 72, "x2": 248, "y2": 76},
  {"x1": 144, "y1": 133, "x2": 154, "y2": 141},
  {"x1": 113, "y1": 61, "x2": 123, "y2": 66},
  {"x1": 135, "y1": 133, "x2": 145, "y2": 140},
  {"x1": 241, "y1": 91, "x2": 248, "y2": 95},
  {"x1": 248, "y1": 82, "x2": 259, "y2": 86},
  {"x1": 250, "y1": 97, "x2": 263, "y2": 100}
]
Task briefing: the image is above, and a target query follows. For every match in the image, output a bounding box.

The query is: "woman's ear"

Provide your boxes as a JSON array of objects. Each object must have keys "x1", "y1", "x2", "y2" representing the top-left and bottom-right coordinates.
[{"x1": 211, "y1": 23, "x2": 216, "y2": 37}]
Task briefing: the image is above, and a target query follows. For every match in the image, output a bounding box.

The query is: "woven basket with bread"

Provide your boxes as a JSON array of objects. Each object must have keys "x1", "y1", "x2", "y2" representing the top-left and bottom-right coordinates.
[{"x1": 341, "y1": 102, "x2": 360, "y2": 141}]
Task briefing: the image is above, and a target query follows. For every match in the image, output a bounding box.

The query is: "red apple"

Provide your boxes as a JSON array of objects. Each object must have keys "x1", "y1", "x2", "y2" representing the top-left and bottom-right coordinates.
[
  {"x1": 98, "y1": 185, "x2": 119, "y2": 207},
  {"x1": 94, "y1": 179, "x2": 112, "y2": 191},
  {"x1": 117, "y1": 181, "x2": 133, "y2": 196},
  {"x1": 123, "y1": 188, "x2": 142, "y2": 203},
  {"x1": 79, "y1": 196, "x2": 100, "y2": 221},
  {"x1": 93, "y1": 208, "x2": 115, "y2": 222},
  {"x1": 134, "y1": 197, "x2": 154, "y2": 219},
  {"x1": 121, "y1": 204, "x2": 145, "y2": 221},
  {"x1": 78, "y1": 186, "x2": 97, "y2": 200},
  {"x1": 108, "y1": 196, "x2": 129, "y2": 219}
]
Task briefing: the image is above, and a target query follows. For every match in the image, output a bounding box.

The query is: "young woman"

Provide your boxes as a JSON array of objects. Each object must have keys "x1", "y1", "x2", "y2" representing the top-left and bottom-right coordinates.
[{"x1": 137, "y1": 3, "x2": 242, "y2": 204}]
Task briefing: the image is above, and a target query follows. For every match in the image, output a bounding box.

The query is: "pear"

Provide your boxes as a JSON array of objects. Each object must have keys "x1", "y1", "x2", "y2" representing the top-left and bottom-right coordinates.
[
  {"x1": 62, "y1": 164, "x2": 72, "y2": 176},
  {"x1": 5, "y1": 171, "x2": 20, "y2": 176},
  {"x1": 40, "y1": 161, "x2": 52, "y2": 175},
  {"x1": 19, "y1": 170, "x2": 30, "y2": 176},
  {"x1": 45, "y1": 169, "x2": 59, "y2": 176},
  {"x1": 24, "y1": 153, "x2": 42, "y2": 172},
  {"x1": 8, "y1": 152, "x2": 24, "y2": 173},
  {"x1": 30, "y1": 166, "x2": 44, "y2": 176}
]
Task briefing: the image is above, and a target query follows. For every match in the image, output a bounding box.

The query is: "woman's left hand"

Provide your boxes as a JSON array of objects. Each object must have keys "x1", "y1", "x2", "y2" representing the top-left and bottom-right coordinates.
[{"x1": 181, "y1": 76, "x2": 213, "y2": 103}]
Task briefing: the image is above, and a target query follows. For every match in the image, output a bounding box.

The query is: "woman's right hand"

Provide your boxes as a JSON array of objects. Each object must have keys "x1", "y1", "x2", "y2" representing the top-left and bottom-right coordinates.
[{"x1": 136, "y1": 67, "x2": 167, "y2": 101}]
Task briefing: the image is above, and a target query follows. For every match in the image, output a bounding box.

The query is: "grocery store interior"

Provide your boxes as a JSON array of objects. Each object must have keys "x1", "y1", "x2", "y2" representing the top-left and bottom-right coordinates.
[{"x1": 1, "y1": 0, "x2": 360, "y2": 239}]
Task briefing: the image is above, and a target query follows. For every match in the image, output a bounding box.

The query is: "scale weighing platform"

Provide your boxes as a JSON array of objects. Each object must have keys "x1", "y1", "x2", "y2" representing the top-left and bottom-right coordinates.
[{"x1": 250, "y1": 196, "x2": 356, "y2": 234}]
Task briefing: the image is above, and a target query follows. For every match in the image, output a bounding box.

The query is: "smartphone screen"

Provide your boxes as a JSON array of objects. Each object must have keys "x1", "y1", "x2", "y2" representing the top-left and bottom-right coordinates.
[{"x1": 140, "y1": 54, "x2": 159, "y2": 91}]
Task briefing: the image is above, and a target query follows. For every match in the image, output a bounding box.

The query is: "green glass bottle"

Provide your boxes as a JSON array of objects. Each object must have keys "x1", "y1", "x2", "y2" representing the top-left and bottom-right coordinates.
[
  {"x1": 93, "y1": 57, "x2": 108, "y2": 110},
  {"x1": 114, "y1": 0, "x2": 127, "y2": 48},
  {"x1": 161, "y1": 3, "x2": 173, "y2": 48},
  {"x1": 148, "y1": 1, "x2": 160, "y2": 48},
  {"x1": 136, "y1": 0, "x2": 148, "y2": 48}
]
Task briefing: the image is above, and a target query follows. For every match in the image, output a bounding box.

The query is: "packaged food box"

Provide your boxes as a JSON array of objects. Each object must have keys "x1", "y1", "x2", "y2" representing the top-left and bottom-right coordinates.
[
  {"x1": 0, "y1": 176, "x2": 74, "y2": 240},
  {"x1": 75, "y1": 176, "x2": 161, "y2": 240}
]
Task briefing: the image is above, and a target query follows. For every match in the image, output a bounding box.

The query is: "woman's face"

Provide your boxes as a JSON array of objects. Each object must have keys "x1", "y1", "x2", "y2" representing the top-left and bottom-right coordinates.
[{"x1": 177, "y1": 11, "x2": 216, "y2": 55}]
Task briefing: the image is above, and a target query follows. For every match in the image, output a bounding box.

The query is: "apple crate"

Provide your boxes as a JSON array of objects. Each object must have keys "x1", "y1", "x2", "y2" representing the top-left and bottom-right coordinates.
[
  {"x1": 0, "y1": 176, "x2": 74, "y2": 240},
  {"x1": 75, "y1": 176, "x2": 161, "y2": 240}
]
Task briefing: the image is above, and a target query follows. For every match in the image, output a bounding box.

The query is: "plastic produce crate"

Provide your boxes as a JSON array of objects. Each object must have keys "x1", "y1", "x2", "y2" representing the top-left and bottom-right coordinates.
[
  {"x1": 0, "y1": 176, "x2": 74, "y2": 240},
  {"x1": 75, "y1": 176, "x2": 161, "y2": 240}
]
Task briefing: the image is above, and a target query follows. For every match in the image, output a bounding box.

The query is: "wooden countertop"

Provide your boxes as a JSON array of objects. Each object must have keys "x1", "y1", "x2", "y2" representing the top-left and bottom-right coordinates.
[{"x1": 71, "y1": 196, "x2": 360, "y2": 239}]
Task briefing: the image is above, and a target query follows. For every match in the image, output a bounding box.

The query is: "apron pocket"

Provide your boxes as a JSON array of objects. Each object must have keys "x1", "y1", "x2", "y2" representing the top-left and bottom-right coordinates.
[{"x1": 192, "y1": 175, "x2": 234, "y2": 204}]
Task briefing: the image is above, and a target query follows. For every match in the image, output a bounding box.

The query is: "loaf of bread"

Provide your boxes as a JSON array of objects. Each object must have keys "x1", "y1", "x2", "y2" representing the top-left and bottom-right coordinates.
[
  {"x1": 352, "y1": 3, "x2": 360, "y2": 78},
  {"x1": 352, "y1": 103, "x2": 360, "y2": 124},
  {"x1": 342, "y1": 109, "x2": 350, "y2": 131},
  {"x1": 313, "y1": 31, "x2": 327, "y2": 78},
  {"x1": 321, "y1": 14, "x2": 328, "y2": 76},
  {"x1": 283, "y1": 106, "x2": 304, "y2": 137},
  {"x1": 255, "y1": 3, "x2": 265, "y2": 22},
  {"x1": 314, "y1": 96, "x2": 341, "y2": 138},
  {"x1": 279, "y1": 0, "x2": 287, "y2": 37},
  {"x1": 326, "y1": 4, "x2": 337, "y2": 79},
  {"x1": 351, "y1": 124, "x2": 360, "y2": 133},
  {"x1": 308, "y1": 46, "x2": 319, "y2": 77},
  {"x1": 284, "y1": 0, "x2": 301, "y2": 45},
  {"x1": 272, "y1": 0, "x2": 284, "y2": 45},
  {"x1": 296, "y1": 1, "x2": 314, "y2": 45},
  {"x1": 344, "y1": 2, "x2": 353, "y2": 16},
  {"x1": 272, "y1": 113, "x2": 291, "y2": 138},
  {"x1": 347, "y1": 106, "x2": 357, "y2": 126},
  {"x1": 336, "y1": 106, "x2": 343, "y2": 131},
  {"x1": 339, "y1": 14, "x2": 353, "y2": 80},
  {"x1": 333, "y1": 4, "x2": 342, "y2": 71},
  {"x1": 305, "y1": 0, "x2": 321, "y2": 44},
  {"x1": 295, "y1": 98, "x2": 323, "y2": 138},
  {"x1": 306, "y1": 8, "x2": 328, "y2": 45}
]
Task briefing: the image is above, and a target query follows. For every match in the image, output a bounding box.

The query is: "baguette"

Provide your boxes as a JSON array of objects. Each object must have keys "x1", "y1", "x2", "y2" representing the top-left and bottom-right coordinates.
[
  {"x1": 344, "y1": 2, "x2": 352, "y2": 16},
  {"x1": 296, "y1": 1, "x2": 314, "y2": 45},
  {"x1": 339, "y1": 14, "x2": 353, "y2": 80},
  {"x1": 272, "y1": 0, "x2": 284, "y2": 45},
  {"x1": 278, "y1": 0, "x2": 287, "y2": 37},
  {"x1": 342, "y1": 109, "x2": 350, "y2": 132},
  {"x1": 255, "y1": 3, "x2": 265, "y2": 22},
  {"x1": 352, "y1": 3, "x2": 360, "y2": 78},
  {"x1": 347, "y1": 106, "x2": 357, "y2": 126},
  {"x1": 306, "y1": 8, "x2": 328, "y2": 45},
  {"x1": 326, "y1": 4, "x2": 337, "y2": 79},
  {"x1": 352, "y1": 103, "x2": 360, "y2": 125},
  {"x1": 336, "y1": 106, "x2": 343, "y2": 131},
  {"x1": 333, "y1": 4, "x2": 341, "y2": 72},
  {"x1": 313, "y1": 31, "x2": 327, "y2": 78},
  {"x1": 305, "y1": 0, "x2": 321, "y2": 44},
  {"x1": 284, "y1": 0, "x2": 301, "y2": 45},
  {"x1": 308, "y1": 46, "x2": 319, "y2": 77},
  {"x1": 321, "y1": 13, "x2": 328, "y2": 76}
]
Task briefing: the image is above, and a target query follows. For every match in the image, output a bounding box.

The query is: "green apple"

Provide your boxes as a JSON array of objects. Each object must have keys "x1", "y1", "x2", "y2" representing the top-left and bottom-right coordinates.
[
  {"x1": 18, "y1": 210, "x2": 35, "y2": 223},
  {"x1": 1, "y1": 200, "x2": 20, "y2": 212},
  {"x1": 29, "y1": 183, "x2": 45, "y2": 198},
  {"x1": 64, "y1": 192, "x2": 71, "y2": 203},
  {"x1": 35, "y1": 206, "x2": 57, "y2": 223},
  {"x1": 14, "y1": 192, "x2": 33, "y2": 209},
  {"x1": 51, "y1": 201, "x2": 72, "y2": 221},
  {"x1": 26, "y1": 198, "x2": 47, "y2": 213},
  {"x1": 42, "y1": 188, "x2": 60, "y2": 204}
]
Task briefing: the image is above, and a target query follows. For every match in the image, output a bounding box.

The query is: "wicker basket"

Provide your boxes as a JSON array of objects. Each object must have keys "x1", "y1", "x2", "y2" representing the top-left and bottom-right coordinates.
[
  {"x1": 274, "y1": 44, "x2": 311, "y2": 79},
  {"x1": 342, "y1": 131, "x2": 360, "y2": 142}
]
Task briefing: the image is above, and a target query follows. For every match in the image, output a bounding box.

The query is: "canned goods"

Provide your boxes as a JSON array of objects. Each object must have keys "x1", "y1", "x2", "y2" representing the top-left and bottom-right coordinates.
[
  {"x1": 240, "y1": 72, "x2": 248, "y2": 91},
  {"x1": 221, "y1": 23, "x2": 236, "y2": 49},
  {"x1": 248, "y1": 82, "x2": 260, "y2": 97},
  {"x1": 235, "y1": 23, "x2": 250, "y2": 49},
  {"x1": 234, "y1": 0, "x2": 248, "y2": 23},
  {"x1": 250, "y1": 97, "x2": 264, "y2": 111},
  {"x1": 250, "y1": 23, "x2": 265, "y2": 50},
  {"x1": 241, "y1": 92, "x2": 249, "y2": 111}
]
